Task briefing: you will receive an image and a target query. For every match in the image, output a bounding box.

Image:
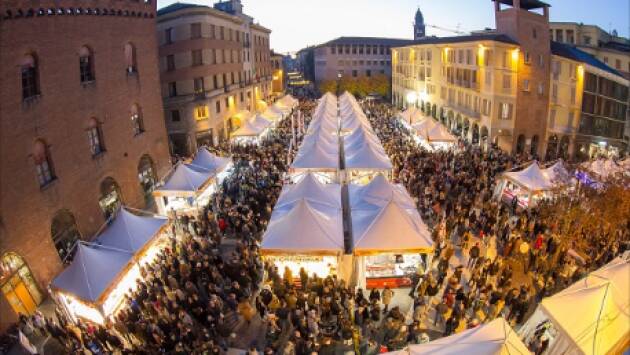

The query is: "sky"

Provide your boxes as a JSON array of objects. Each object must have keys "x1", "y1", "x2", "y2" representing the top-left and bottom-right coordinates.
[{"x1": 156, "y1": 0, "x2": 630, "y2": 53}]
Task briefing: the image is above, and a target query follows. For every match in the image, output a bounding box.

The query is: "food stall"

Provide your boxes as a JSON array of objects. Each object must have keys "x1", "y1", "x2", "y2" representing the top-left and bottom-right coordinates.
[
  {"x1": 190, "y1": 148, "x2": 233, "y2": 183},
  {"x1": 412, "y1": 118, "x2": 457, "y2": 151},
  {"x1": 349, "y1": 175, "x2": 433, "y2": 288},
  {"x1": 152, "y1": 162, "x2": 216, "y2": 215},
  {"x1": 495, "y1": 162, "x2": 555, "y2": 209},
  {"x1": 51, "y1": 208, "x2": 168, "y2": 325},
  {"x1": 230, "y1": 116, "x2": 272, "y2": 144}
]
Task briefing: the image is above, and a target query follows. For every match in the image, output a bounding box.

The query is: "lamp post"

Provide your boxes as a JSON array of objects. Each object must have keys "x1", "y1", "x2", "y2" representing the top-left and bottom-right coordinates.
[{"x1": 336, "y1": 73, "x2": 342, "y2": 96}]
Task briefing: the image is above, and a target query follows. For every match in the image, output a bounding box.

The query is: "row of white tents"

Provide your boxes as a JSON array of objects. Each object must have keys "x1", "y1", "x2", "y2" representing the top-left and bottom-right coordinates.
[
  {"x1": 384, "y1": 254, "x2": 629, "y2": 355},
  {"x1": 231, "y1": 95, "x2": 299, "y2": 143},
  {"x1": 399, "y1": 107, "x2": 457, "y2": 150}
]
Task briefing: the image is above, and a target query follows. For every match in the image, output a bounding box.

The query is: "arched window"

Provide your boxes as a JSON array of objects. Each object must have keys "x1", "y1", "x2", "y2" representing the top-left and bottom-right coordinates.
[
  {"x1": 137, "y1": 155, "x2": 156, "y2": 206},
  {"x1": 1, "y1": 253, "x2": 43, "y2": 316},
  {"x1": 51, "y1": 210, "x2": 81, "y2": 263},
  {"x1": 124, "y1": 43, "x2": 137, "y2": 74},
  {"x1": 33, "y1": 139, "x2": 55, "y2": 186},
  {"x1": 99, "y1": 177, "x2": 122, "y2": 218},
  {"x1": 87, "y1": 118, "x2": 105, "y2": 155},
  {"x1": 131, "y1": 104, "x2": 144, "y2": 135},
  {"x1": 530, "y1": 135, "x2": 540, "y2": 157},
  {"x1": 78, "y1": 46, "x2": 95, "y2": 83},
  {"x1": 21, "y1": 54, "x2": 40, "y2": 100},
  {"x1": 516, "y1": 134, "x2": 526, "y2": 154}
]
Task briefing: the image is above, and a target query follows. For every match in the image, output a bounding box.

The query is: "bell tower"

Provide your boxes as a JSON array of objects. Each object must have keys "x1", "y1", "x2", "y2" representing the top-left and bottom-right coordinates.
[{"x1": 414, "y1": 7, "x2": 426, "y2": 40}]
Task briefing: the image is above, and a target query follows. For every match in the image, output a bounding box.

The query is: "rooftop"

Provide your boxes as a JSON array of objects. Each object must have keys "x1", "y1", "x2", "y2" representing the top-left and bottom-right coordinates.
[
  {"x1": 407, "y1": 33, "x2": 519, "y2": 46},
  {"x1": 320, "y1": 36, "x2": 416, "y2": 48},
  {"x1": 493, "y1": 0, "x2": 550, "y2": 10},
  {"x1": 551, "y1": 41, "x2": 623, "y2": 77},
  {"x1": 157, "y1": 2, "x2": 208, "y2": 16}
]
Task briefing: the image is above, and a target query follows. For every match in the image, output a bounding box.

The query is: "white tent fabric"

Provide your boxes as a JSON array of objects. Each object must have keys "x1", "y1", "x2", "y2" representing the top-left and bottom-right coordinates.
[
  {"x1": 345, "y1": 143, "x2": 392, "y2": 170},
  {"x1": 520, "y1": 256, "x2": 630, "y2": 355},
  {"x1": 191, "y1": 148, "x2": 231, "y2": 174},
  {"x1": 581, "y1": 159, "x2": 627, "y2": 180},
  {"x1": 386, "y1": 318, "x2": 529, "y2": 355},
  {"x1": 261, "y1": 199, "x2": 344, "y2": 255},
  {"x1": 157, "y1": 163, "x2": 214, "y2": 194},
  {"x1": 412, "y1": 116, "x2": 438, "y2": 133},
  {"x1": 51, "y1": 243, "x2": 133, "y2": 302},
  {"x1": 349, "y1": 174, "x2": 416, "y2": 211},
  {"x1": 418, "y1": 121, "x2": 457, "y2": 143},
  {"x1": 399, "y1": 107, "x2": 419, "y2": 123},
  {"x1": 232, "y1": 118, "x2": 266, "y2": 137},
  {"x1": 352, "y1": 200, "x2": 433, "y2": 254},
  {"x1": 95, "y1": 208, "x2": 167, "y2": 253},
  {"x1": 291, "y1": 144, "x2": 339, "y2": 170},
  {"x1": 261, "y1": 106, "x2": 284, "y2": 120},
  {"x1": 251, "y1": 115, "x2": 272, "y2": 131},
  {"x1": 503, "y1": 162, "x2": 554, "y2": 191},
  {"x1": 542, "y1": 160, "x2": 571, "y2": 185},
  {"x1": 274, "y1": 173, "x2": 341, "y2": 212}
]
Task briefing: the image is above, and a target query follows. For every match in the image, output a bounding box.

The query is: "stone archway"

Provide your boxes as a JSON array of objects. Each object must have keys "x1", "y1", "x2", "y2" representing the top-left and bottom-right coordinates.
[
  {"x1": 559, "y1": 136, "x2": 570, "y2": 160},
  {"x1": 439, "y1": 107, "x2": 445, "y2": 124},
  {"x1": 1, "y1": 253, "x2": 43, "y2": 316},
  {"x1": 99, "y1": 177, "x2": 122, "y2": 218},
  {"x1": 530, "y1": 135, "x2": 540, "y2": 157},
  {"x1": 480, "y1": 126, "x2": 489, "y2": 149},
  {"x1": 546, "y1": 135, "x2": 558, "y2": 161},
  {"x1": 463, "y1": 119, "x2": 470, "y2": 139},
  {"x1": 431, "y1": 104, "x2": 437, "y2": 118},
  {"x1": 51, "y1": 209, "x2": 81, "y2": 263},
  {"x1": 472, "y1": 123, "x2": 480, "y2": 145}
]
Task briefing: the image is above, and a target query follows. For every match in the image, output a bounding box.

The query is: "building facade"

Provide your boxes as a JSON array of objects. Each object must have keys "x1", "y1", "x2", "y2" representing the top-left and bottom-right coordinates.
[
  {"x1": 549, "y1": 22, "x2": 630, "y2": 79},
  {"x1": 157, "y1": 1, "x2": 273, "y2": 156},
  {"x1": 313, "y1": 37, "x2": 413, "y2": 84},
  {"x1": 0, "y1": 0, "x2": 171, "y2": 330},
  {"x1": 392, "y1": 0, "x2": 629, "y2": 158},
  {"x1": 271, "y1": 51, "x2": 285, "y2": 94}
]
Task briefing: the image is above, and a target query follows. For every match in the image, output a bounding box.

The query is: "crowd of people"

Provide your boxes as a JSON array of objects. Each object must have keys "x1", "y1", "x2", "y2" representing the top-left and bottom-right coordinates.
[{"x1": 11, "y1": 98, "x2": 628, "y2": 355}]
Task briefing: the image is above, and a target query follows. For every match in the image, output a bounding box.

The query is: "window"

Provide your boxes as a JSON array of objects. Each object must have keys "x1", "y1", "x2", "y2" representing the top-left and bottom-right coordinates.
[
  {"x1": 210, "y1": 25, "x2": 216, "y2": 39},
  {"x1": 166, "y1": 55, "x2": 175, "y2": 71},
  {"x1": 171, "y1": 110, "x2": 181, "y2": 122},
  {"x1": 499, "y1": 102, "x2": 513, "y2": 120},
  {"x1": 87, "y1": 118, "x2": 105, "y2": 156},
  {"x1": 524, "y1": 51, "x2": 531, "y2": 64},
  {"x1": 552, "y1": 84, "x2": 558, "y2": 100},
  {"x1": 603, "y1": 57, "x2": 608, "y2": 64},
  {"x1": 352, "y1": 70, "x2": 358, "y2": 77},
  {"x1": 538, "y1": 54, "x2": 544, "y2": 68},
  {"x1": 570, "y1": 86, "x2": 576, "y2": 104},
  {"x1": 21, "y1": 54, "x2": 40, "y2": 100},
  {"x1": 191, "y1": 23, "x2": 201, "y2": 39},
  {"x1": 502, "y1": 74, "x2": 511, "y2": 89},
  {"x1": 220, "y1": 26, "x2": 224, "y2": 40},
  {"x1": 485, "y1": 71, "x2": 492, "y2": 88},
  {"x1": 331, "y1": 46, "x2": 336, "y2": 55},
  {"x1": 79, "y1": 46, "x2": 95, "y2": 83},
  {"x1": 567, "y1": 111, "x2": 574, "y2": 128},
  {"x1": 131, "y1": 104, "x2": 144, "y2": 135},
  {"x1": 352, "y1": 45, "x2": 357, "y2": 54},
  {"x1": 366, "y1": 69, "x2": 371, "y2": 77},
  {"x1": 240, "y1": 92, "x2": 244, "y2": 102},
  {"x1": 165, "y1": 28, "x2": 173, "y2": 44},
  {"x1": 124, "y1": 43, "x2": 137, "y2": 74},
  {"x1": 583, "y1": 36, "x2": 591, "y2": 45},
  {"x1": 215, "y1": 101, "x2": 221, "y2": 113},
  {"x1": 537, "y1": 83, "x2": 544, "y2": 95},
  {"x1": 556, "y1": 29, "x2": 563, "y2": 42},
  {"x1": 615, "y1": 59, "x2": 621, "y2": 70},
  {"x1": 522, "y1": 79, "x2": 530, "y2": 91},
  {"x1": 549, "y1": 109, "x2": 556, "y2": 128},
  {"x1": 532, "y1": 27, "x2": 537, "y2": 39},
  {"x1": 192, "y1": 50, "x2": 203, "y2": 66},
  {"x1": 194, "y1": 105, "x2": 209, "y2": 121},
  {"x1": 33, "y1": 140, "x2": 55, "y2": 186},
  {"x1": 168, "y1": 82, "x2": 177, "y2": 97},
  {"x1": 566, "y1": 30, "x2": 575, "y2": 44}
]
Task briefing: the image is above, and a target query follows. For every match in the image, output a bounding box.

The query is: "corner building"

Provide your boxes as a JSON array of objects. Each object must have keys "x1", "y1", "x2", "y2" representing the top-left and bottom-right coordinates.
[
  {"x1": 0, "y1": 0, "x2": 171, "y2": 330},
  {"x1": 392, "y1": 0, "x2": 628, "y2": 158},
  {"x1": 157, "y1": 0, "x2": 273, "y2": 156}
]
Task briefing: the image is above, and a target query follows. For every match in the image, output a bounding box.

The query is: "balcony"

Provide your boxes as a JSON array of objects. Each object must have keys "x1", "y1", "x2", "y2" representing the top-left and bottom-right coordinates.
[{"x1": 444, "y1": 104, "x2": 481, "y2": 119}]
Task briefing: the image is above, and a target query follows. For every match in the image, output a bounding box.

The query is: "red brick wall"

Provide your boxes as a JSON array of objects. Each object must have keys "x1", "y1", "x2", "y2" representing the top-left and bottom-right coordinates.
[{"x1": 0, "y1": 0, "x2": 171, "y2": 330}]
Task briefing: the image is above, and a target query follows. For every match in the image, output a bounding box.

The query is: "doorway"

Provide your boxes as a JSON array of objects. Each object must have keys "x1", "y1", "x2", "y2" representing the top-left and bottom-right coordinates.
[{"x1": 1, "y1": 253, "x2": 42, "y2": 316}]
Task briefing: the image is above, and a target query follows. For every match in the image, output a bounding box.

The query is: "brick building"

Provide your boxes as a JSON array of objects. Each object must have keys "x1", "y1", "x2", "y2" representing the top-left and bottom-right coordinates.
[
  {"x1": 157, "y1": 0, "x2": 273, "y2": 156},
  {"x1": 0, "y1": 0, "x2": 171, "y2": 330}
]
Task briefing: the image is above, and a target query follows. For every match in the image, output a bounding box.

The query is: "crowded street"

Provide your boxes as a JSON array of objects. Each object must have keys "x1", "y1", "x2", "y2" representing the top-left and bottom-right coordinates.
[{"x1": 9, "y1": 95, "x2": 628, "y2": 355}]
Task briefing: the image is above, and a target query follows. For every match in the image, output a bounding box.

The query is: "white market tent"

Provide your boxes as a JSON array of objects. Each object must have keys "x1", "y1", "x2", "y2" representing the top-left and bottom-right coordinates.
[
  {"x1": 419, "y1": 121, "x2": 458, "y2": 143},
  {"x1": 231, "y1": 117, "x2": 270, "y2": 143},
  {"x1": 95, "y1": 208, "x2": 168, "y2": 254},
  {"x1": 261, "y1": 199, "x2": 344, "y2": 256},
  {"x1": 273, "y1": 173, "x2": 341, "y2": 214},
  {"x1": 351, "y1": 200, "x2": 433, "y2": 255},
  {"x1": 542, "y1": 160, "x2": 572, "y2": 186},
  {"x1": 348, "y1": 174, "x2": 416, "y2": 211},
  {"x1": 190, "y1": 148, "x2": 232, "y2": 176},
  {"x1": 345, "y1": 142, "x2": 393, "y2": 171},
  {"x1": 496, "y1": 161, "x2": 559, "y2": 208},
  {"x1": 580, "y1": 158, "x2": 628, "y2": 181},
  {"x1": 261, "y1": 106, "x2": 284, "y2": 121},
  {"x1": 519, "y1": 256, "x2": 630, "y2": 355},
  {"x1": 153, "y1": 162, "x2": 216, "y2": 214},
  {"x1": 387, "y1": 318, "x2": 529, "y2": 355}
]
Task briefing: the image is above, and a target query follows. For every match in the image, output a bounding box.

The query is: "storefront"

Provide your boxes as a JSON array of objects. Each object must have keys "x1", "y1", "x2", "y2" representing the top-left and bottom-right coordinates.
[
  {"x1": 153, "y1": 163, "x2": 217, "y2": 216},
  {"x1": 363, "y1": 253, "x2": 427, "y2": 288},
  {"x1": 0, "y1": 253, "x2": 43, "y2": 317},
  {"x1": 264, "y1": 255, "x2": 339, "y2": 280}
]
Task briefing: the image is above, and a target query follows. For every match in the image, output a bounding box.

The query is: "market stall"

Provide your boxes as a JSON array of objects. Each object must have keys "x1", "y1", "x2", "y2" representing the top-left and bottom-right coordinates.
[
  {"x1": 261, "y1": 199, "x2": 345, "y2": 280},
  {"x1": 494, "y1": 162, "x2": 556, "y2": 208},
  {"x1": 579, "y1": 158, "x2": 628, "y2": 182},
  {"x1": 519, "y1": 256, "x2": 629, "y2": 355},
  {"x1": 412, "y1": 118, "x2": 457, "y2": 151},
  {"x1": 350, "y1": 175, "x2": 433, "y2": 288},
  {"x1": 273, "y1": 172, "x2": 341, "y2": 215},
  {"x1": 190, "y1": 148, "x2": 233, "y2": 182},
  {"x1": 50, "y1": 208, "x2": 169, "y2": 325},
  {"x1": 152, "y1": 162, "x2": 216, "y2": 215},
  {"x1": 386, "y1": 318, "x2": 529, "y2": 355},
  {"x1": 261, "y1": 105, "x2": 284, "y2": 122},
  {"x1": 230, "y1": 116, "x2": 272, "y2": 144}
]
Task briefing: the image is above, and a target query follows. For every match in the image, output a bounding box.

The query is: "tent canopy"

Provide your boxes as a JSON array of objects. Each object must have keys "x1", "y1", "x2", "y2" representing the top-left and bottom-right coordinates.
[
  {"x1": 251, "y1": 115, "x2": 272, "y2": 131},
  {"x1": 156, "y1": 163, "x2": 214, "y2": 194},
  {"x1": 232, "y1": 118, "x2": 266, "y2": 137},
  {"x1": 542, "y1": 160, "x2": 571, "y2": 185},
  {"x1": 274, "y1": 173, "x2": 341, "y2": 212},
  {"x1": 291, "y1": 143, "x2": 339, "y2": 170},
  {"x1": 345, "y1": 143, "x2": 392, "y2": 170},
  {"x1": 95, "y1": 208, "x2": 167, "y2": 253},
  {"x1": 419, "y1": 121, "x2": 457, "y2": 143},
  {"x1": 349, "y1": 174, "x2": 416, "y2": 211},
  {"x1": 352, "y1": 201, "x2": 433, "y2": 255},
  {"x1": 261, "y1": 199, "x2": 344, "y2": 256},
  {"x1": 388, "y1": 318, "x2": 529, "y2": 355},
  {"x1": 51, "y1": 243, "x2": 133, "y2": 302},
  {"x1": 191, "y1": 148, "x2": 232, "y2": 174},
  {"x1": 539, "y1": 256, "x2": 629, "y2": 355},
  {"x1": 503, "y1": 162, "x2": 554, "y2": 191}
]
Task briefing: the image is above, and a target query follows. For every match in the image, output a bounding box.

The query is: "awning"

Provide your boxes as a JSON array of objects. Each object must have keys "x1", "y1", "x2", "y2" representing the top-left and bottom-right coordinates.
[{"x1": 95, "y1": 208, "x2": 167, "y2": 253}]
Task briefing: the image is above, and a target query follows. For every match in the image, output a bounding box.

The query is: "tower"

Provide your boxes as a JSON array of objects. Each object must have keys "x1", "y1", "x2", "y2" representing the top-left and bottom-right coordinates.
[{"x1": 414, "y1": 7, "x2": 426, "y2": 40}]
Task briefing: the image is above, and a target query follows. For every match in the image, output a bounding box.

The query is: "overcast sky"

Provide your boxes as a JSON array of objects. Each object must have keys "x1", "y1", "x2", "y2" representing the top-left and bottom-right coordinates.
[{"x1": 157, "y1": 0, "x2": 630, "y2": 53}]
